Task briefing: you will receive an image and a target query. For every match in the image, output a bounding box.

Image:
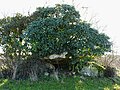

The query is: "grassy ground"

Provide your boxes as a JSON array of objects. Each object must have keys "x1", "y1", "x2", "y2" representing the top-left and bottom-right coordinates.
[{"x1": 0, "y1": 76, "x2": 120, "y2": 90}]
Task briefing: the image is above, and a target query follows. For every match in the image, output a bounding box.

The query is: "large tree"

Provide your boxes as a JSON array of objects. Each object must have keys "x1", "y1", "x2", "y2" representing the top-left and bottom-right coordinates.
[
  {"x1": 0, "y1": 13, "x2": 30, "y2": 79},
  {"x1": 0, "y1": 4, "x2": 112, "y2": 78},
  {"x1": 25, "y1": 4, "x2": 112, "y2": 70}
]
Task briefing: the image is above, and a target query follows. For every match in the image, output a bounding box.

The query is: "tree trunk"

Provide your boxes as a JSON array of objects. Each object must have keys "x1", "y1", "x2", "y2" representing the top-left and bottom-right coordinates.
[
  {"x1": 0, "y1": 70, "x2": 3, "y2": 78},
  {"x1": 53, "y1": 70, "x2": 59, "y2": 81},
  {"x1": 29, "y1": 64, "x2": 38, "y2": 81},
  {"x1": 12, "y1": 64, "x2": 18, "y2": 80}
]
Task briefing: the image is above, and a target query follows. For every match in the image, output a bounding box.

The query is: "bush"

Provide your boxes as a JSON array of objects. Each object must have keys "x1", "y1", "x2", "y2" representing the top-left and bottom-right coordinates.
[{"x1": 104, "y1": 66, "x2": 116, "y2": 77}]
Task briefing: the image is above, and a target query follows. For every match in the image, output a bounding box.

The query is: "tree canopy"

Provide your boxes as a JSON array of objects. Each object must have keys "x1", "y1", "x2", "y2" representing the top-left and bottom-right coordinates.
[{"x1": 25, "y1": 4, "x2": 111, "y2": 60}]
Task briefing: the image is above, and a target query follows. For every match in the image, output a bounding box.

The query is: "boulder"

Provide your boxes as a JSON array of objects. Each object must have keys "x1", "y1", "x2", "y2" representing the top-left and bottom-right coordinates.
[{"x1": 81, "y1": 65, "x2": 98, "y2": 77}]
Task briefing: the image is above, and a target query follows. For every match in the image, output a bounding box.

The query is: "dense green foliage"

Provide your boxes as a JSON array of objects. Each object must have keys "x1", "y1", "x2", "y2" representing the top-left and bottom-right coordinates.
[
  {"x1": 0, "y1": 13, "x2": 30, "y2": 55},
  {"x1": 25, "y1": 4, "x2": 111, "y2": 70},
  {"x1": 26, "y1": 4, "x2": 111, "y2": 57}
]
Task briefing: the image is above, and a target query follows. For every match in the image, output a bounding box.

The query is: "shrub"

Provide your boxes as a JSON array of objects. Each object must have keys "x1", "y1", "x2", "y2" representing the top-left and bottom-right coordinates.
[{"x1": 104, "y1": 66, "x2": 116, "y2": 77}]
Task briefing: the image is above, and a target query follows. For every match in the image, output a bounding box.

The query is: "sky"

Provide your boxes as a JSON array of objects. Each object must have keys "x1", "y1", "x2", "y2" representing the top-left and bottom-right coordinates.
[{"x1": 0, "y1": 0, "x2": 120, "y2": 54}]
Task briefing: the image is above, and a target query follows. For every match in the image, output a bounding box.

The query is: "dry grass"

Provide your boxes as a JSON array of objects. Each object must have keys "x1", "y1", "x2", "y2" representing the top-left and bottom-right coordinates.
[
  {"x1": 95, "y1": 55, "x2": 120, "y2": 69},
  {"x1": 94, "y1": 54, "x2": 120, "y2": 77}
]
